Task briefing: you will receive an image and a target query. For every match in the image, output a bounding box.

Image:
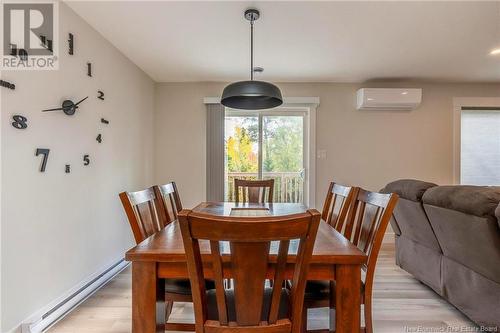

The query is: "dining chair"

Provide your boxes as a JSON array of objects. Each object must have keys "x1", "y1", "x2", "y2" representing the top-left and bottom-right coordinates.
[
  {"x1": 119, "y1": 187, "x2": 165, "y2": 244},
  {"x1": 153, "y1": 181, "x2": 183, "y2": 222},
  {"x1": 119, "y1": 186, "x2": 202, "y2": 332},
  {"x1": 234, "y1": 178, "x2": 275, "y2": 203},
  {"x1": 303, "y1": 189, "x2": 399, "y2": 333},
  {"x1": 300, "y1": 182, "x2": 358, "y2": 315},
  {"x1": 321, "y1": 181, "x2": 359, "y2": 231},
  {"x1": 178, "y1": 208, "x2": 321, "y2": 333}
]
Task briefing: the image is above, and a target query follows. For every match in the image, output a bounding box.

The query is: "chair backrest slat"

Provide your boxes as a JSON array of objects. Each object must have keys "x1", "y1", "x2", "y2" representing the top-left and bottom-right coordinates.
[
  {"x1": 321, "y1": 182, "x2": 358, "y2": 234},
  {"x1": 269, "y1": 239, "x2": 290, "y2": 324},
  {"x1": 209, "y1": 240, "x2": 228, "y2": 325},
  {"x1": 119, "y1": 187, "x2": 164, "y2": 244},
  {"x1": 179, "y1": 210, "x2": 321, "y2": 332},
  {"x1": 154, "y1": 182, "x2": 183, "y2": 224},
  {"x1": 349, "y1": 200, "x2": 366, "y2": 245},
  {"x1": 232, "y1": 241, "x2": 269, "y2": 325},
  {"x1": 234, "y1": 179, "x2": 275, "y2": 204}
]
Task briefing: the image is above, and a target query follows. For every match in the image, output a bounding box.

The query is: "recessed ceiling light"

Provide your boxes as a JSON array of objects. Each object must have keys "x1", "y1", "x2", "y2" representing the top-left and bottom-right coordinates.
[
  {"x1": 490, "y1": 48, "x2": 500, "y2": 55},
  {"x1": 401, "y1": 91, "x2": 408, "y2": 95}
]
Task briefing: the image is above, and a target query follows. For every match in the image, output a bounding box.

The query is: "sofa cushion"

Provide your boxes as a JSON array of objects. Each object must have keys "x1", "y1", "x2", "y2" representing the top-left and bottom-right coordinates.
[
  {"x1": 423, "y1": 205, "x2": 500, "y2": 284},
  {"x1": 382, "y1": 179, "x2": 437, "y2": 202},
  {"x1": 392, "y1": 198, "x2": 442, "y2": 252},
  {"x1": 395, "y1": 235, "x2": 442, "y2": 295},
  {"x1": 442, "y1": 256, "x2": 500, "y2": 328},
  {"x1": 422, "y1": 185, "x2": 500, "y2": 219}
]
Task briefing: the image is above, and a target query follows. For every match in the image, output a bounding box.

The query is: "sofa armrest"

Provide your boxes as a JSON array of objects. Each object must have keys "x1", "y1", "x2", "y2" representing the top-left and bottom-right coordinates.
[
  {"x1": 422, "y1": 185, "x2": 500, "y2": 219},
  {"x1": 381, "y1": 179, "x2": 437, "y2": 202}
]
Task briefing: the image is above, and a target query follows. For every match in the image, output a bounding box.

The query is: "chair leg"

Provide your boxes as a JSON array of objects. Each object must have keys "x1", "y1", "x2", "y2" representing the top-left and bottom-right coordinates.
[
  {"x1": 301, "y1": 306, "x2": 308, "y2": 333},
  {"x1": 364, "y1": 295, "x2": 373, "y2": 333},
  {"x1": 165, "y1": 300, "x2": 174, "y2": 322}
]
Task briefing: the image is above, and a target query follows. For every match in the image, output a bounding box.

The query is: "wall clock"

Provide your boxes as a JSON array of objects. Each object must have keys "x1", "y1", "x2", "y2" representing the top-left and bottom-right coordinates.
[{"x1": 10, "y1": 32, "x2": 110, "y2": 174}]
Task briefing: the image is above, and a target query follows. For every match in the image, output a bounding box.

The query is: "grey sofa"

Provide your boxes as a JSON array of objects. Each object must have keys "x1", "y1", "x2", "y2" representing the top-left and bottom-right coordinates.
[{"x1": 382, "y1": 179, "x2": 500, "y2": 329}]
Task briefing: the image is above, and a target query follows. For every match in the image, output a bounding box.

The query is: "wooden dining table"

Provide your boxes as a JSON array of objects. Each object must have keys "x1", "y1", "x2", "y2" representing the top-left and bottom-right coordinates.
[{"x1": 125, "y1": 202, "x2": 367, "y2": 333}]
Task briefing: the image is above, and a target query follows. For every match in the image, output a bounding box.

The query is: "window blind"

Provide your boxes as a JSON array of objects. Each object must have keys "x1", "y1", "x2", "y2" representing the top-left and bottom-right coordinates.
[
  {"x1": 206, "y1": 103, "x2": 225, "y2": 200},
  {"x1": 461, "y1": 108, "x2": 500, "y2": 185}
]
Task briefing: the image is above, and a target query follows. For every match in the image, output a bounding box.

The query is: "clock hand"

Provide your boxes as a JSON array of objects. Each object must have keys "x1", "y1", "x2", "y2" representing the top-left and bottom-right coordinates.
[
  {"x1": 74, "y1": 96, "x2": 88, "y2": 107},
  {"x1": 42, "y1": 97, "x2": 87, "y2": 114},
  {"x1": 42, "y1": 107, "x2": 64, "y2": 112}
]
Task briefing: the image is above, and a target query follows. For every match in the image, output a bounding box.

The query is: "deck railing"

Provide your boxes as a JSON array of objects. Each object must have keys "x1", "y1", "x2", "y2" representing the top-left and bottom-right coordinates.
[{"x1": 226, "y1": 171, "x2": 304, "y2": 203}]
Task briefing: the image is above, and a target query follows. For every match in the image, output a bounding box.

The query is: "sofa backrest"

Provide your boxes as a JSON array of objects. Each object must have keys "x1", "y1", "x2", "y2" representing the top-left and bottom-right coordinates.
[
  {"x1": 382, "y1": 179, "x2": 442, "y2": 252},
  {"x1": 422, "y1": 185, "x2": 500, "y2": 284}
]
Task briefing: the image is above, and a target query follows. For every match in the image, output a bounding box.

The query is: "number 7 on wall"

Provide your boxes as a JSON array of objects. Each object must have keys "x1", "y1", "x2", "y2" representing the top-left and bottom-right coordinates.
[{"x1": 35, "y1": 148, "x2": 50, "y2": 172}]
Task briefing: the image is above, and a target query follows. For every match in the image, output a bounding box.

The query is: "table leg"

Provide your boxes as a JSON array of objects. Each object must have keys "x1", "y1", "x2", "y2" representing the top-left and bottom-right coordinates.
[
  {"x1": 333, "y1": 264, "x2": 361, "y2": 333},
  {"x1": 132, "y1": 262, "x2": 165, "y2": 333}
]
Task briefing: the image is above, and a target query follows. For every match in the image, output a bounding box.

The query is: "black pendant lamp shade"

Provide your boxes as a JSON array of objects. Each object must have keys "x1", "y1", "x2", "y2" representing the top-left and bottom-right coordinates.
[
  {"x1": 221, "y1": 80, "x2": 283, "y2": 110},
  {"x1": 221, "y1": 9, "x2": 283, "y2": 110}
]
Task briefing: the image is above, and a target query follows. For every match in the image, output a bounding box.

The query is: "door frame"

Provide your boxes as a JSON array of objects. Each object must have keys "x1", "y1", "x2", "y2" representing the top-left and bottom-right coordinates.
[
  {"x1": 207, "y1": 97, "x2": 319, "y2": 207},
  {"x1": 226, "y1": 107, "x2": 309, "y2": 204},
  {"x1": 452, "y1": 97, "x2": 500, "y2": 184}
]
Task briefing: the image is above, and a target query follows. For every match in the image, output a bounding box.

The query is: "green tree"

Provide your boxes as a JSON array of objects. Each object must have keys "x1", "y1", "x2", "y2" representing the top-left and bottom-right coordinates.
[
  {"x1": 226, "y1": 127, "x2": 257, "y2": 172},
  {"x1": 263, "y1": 117, "x2": 303, "y2": 172}
]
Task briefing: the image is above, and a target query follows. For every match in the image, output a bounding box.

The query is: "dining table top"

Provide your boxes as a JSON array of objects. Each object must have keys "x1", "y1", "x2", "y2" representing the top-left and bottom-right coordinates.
[
  {"x1": 125, "y1": 202, "x2": 367, "y2": 265},
  {"x1": 191, "y1": 201, "x2": 309, "y2": 217}
]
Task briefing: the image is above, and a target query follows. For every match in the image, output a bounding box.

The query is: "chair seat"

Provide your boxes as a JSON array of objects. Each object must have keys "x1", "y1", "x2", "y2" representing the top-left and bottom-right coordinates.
[
  {"x1": 207, "y1": 287, "x2": 290, "y2": 322},
  {"x1": 165, "y1": 279, "x2": 215, "y2": 295},
  {"x1": 305, "y1": 280, "x2": 365, "y2": 303},
  {"x1": 305, "y1": 280, "x2": 330, "y2": 299}
]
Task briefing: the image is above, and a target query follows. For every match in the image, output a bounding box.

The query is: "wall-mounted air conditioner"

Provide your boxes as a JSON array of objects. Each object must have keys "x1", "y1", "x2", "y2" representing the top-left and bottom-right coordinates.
[{"x1": 356, "y1": 88, "x2": 422, "y2": 110}]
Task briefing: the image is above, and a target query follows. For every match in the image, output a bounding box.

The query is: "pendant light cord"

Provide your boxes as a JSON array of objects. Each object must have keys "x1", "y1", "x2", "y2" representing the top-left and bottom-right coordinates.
[{"x1": 250, "y1": 19, "x2": 254, "y2": 81}]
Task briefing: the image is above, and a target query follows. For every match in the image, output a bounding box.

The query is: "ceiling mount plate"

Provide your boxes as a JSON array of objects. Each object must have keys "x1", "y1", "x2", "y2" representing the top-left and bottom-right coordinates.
[{"x1": 245, "y1": 9, "x2": 260, "y2": 22}]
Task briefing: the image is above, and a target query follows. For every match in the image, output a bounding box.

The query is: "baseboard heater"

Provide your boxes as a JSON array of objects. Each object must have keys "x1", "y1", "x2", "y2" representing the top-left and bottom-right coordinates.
[{"x1": 21, "y1": 259, "x2": 129, "y2": 333}]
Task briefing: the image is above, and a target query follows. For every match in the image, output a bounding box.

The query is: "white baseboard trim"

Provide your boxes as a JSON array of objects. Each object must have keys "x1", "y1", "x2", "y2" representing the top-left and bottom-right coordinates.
[{"x1": 16, "y1": 258, "x2": 129, "y2": 333}]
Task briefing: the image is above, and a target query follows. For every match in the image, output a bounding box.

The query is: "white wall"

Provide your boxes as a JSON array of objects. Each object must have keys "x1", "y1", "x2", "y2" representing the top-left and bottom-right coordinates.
[
  {"x1": 0, "y1": 3, "x2": 154, "y2": 332},
  {"x1": 154, "y1": 82, "x2": 500, "y2": 209}
]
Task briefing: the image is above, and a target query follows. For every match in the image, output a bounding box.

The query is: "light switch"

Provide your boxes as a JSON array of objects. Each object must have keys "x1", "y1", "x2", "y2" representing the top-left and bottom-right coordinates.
[{"x1": 317, "y1": 149, "x2": 327, "y2": 159}]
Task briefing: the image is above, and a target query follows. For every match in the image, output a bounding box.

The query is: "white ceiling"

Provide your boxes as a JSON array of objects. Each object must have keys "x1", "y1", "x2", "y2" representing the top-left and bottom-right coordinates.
[{"x1": 67, "y1": 1, "x2": 500, "y2": 83}]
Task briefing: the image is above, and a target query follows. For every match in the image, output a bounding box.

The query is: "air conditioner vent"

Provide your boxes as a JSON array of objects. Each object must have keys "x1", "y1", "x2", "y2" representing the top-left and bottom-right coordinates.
[{"x1": 356, "y1": 88, "x2": 422, "y2": 110}]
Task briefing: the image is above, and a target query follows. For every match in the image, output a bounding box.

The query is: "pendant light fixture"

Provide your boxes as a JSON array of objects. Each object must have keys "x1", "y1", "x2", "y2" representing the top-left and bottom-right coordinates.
[{"x1": 221, "y1": 9, "x2": 283, "y2": 110}]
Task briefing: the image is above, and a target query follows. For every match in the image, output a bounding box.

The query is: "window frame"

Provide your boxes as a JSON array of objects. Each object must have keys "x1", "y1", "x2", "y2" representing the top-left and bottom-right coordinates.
[{"x1": 453, "y1": 97, "x2": 500, "y2": 184}]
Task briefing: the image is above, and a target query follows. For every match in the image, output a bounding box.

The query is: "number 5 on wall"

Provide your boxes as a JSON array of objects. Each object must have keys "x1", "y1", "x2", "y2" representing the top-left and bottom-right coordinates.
[{"x1": 35, "y1": 148, "x2": 50, "y2": 172}]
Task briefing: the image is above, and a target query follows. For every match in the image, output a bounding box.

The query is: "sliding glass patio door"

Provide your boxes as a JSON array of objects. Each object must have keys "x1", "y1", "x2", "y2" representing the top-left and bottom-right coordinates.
[{"x1": 224, "y1": 109, "x2": 306, "y2": 203}]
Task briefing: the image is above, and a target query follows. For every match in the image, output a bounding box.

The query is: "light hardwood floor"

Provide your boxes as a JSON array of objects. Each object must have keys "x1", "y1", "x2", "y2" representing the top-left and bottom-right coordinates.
[{"x1": 49, "y1": 244, "x2": 476, "y2": 333}]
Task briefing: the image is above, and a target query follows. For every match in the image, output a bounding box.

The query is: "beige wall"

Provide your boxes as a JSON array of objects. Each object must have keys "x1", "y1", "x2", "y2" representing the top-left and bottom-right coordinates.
[
  {"x1": 1, "y1": 4, "x2": 154, "y2": 331},
  {"x1": 154, "y1": 83, "x2": 225, "y2": 208},
  {"x1": 155, "y1": 82, "x2": 500, "y2": 209}
]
